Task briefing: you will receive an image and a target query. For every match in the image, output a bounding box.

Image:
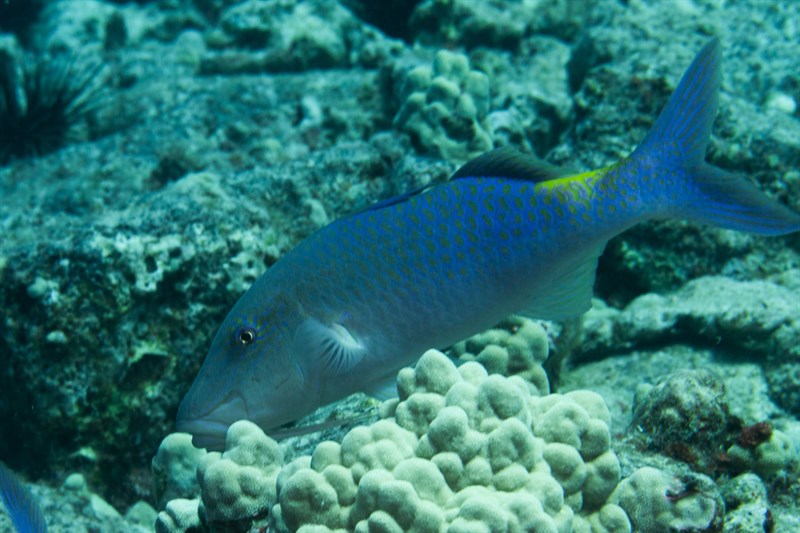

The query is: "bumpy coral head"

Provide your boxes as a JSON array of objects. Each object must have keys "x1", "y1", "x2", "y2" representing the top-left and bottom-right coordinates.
[{"x1": 177, "y1": 288, "x2": 315, "y2": 450}]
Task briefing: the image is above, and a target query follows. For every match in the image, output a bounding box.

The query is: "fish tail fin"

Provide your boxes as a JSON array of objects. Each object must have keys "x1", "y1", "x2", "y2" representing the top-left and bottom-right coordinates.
[
  {"x1": 677, "y1": 163, "x2": 800, "y2": 234},
  {"x1": 0, "y1": 461, "x2": 48, "y2": 533},
  {"x1": 633, "y1": 38, "x2": 800, "y2": 235}
]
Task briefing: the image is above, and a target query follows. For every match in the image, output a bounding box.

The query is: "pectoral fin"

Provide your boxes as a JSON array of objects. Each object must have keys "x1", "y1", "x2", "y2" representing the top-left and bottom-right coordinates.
[{"x1": 293, "y1": 318, "x2": 366, "y2": 382}]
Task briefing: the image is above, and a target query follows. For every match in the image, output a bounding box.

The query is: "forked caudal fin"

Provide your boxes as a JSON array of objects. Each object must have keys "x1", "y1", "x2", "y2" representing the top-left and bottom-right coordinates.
[{"x1": 633, "y1": 38, "x2": 800, "y2": 235}]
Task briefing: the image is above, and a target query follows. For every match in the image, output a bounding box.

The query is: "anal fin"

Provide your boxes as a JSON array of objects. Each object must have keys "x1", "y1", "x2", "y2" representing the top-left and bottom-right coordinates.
[{"x1": 520, "y1": 244, "x2": 604, "y2": 320}]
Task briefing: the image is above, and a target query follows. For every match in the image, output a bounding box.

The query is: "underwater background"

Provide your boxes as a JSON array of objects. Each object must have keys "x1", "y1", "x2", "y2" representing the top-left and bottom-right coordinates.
[{"x1": 0, "y1": 0, "x2": 798, "y2": 531}]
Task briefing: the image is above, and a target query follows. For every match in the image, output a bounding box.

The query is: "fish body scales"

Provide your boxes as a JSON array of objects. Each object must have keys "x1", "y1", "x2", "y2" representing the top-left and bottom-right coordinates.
[{"x1": 281, "y1": 170, "x2": 622, "y2": 369}]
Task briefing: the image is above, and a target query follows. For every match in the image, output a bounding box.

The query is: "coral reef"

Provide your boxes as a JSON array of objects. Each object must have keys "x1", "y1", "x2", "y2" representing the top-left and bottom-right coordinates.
[
  {"x1": 1, "y1": 0, "x2": 799, "y2": 530},
  {"x1": 214, "y1": 0, "x2": 350, "y2": 69},
  {"x1": 577, "y1": 274, "x2": 800, "y2": 417},
  {"x1": 408, "y1": 0, "x2": 588, "y2": 49},
  {"x1": 409, "y1": 0, "x2": 529, "y2": 50},
  {"x1": 201, "y1": 0, "x2": 401, "y2": 73}
]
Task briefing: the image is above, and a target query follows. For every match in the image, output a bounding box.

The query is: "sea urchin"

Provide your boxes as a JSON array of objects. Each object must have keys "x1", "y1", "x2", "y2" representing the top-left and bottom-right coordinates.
[{"x1": 0, "y1": 49, "x2": 104, "y2": 165}]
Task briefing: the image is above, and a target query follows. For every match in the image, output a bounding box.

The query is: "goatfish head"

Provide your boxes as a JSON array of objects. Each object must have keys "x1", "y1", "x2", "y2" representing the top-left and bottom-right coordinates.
[{"x1": 176, "y1": 285, "x2": 315, "y2": 450}]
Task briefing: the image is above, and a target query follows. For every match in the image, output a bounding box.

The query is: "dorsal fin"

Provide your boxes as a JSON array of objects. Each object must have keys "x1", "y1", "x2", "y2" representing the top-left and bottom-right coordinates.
[
  {"x1": 451, "y1": 147, "x2": 574, "y2": 182},
  {"x1": 356, "y1": 184, "x2": 433, "y2": 214},
  {"x1": 353, "y1": 148, "x2": 574, "y2": 218}
]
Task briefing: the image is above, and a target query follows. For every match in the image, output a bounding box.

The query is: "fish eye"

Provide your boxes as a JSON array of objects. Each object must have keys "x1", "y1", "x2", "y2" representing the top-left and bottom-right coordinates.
[{"x1": 236, "y1": 327, "x2": 256, "y2": 345}]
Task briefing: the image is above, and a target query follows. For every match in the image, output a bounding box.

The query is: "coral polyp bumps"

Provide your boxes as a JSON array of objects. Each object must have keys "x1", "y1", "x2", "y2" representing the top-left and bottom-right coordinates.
[{"x1": 154, "y1": 329, "x2": 731, "y2": 533}]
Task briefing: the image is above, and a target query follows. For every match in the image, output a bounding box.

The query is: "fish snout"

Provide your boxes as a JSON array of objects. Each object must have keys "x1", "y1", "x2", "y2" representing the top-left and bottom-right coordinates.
[{"x1": 176, "y1": 393, "x2": 249, "y2": 451}]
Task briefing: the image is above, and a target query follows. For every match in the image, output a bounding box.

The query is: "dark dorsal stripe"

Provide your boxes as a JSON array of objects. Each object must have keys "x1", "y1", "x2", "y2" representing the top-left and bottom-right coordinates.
[{"x1": 451, "y1": 147, "x2": 573, "y2": 182}]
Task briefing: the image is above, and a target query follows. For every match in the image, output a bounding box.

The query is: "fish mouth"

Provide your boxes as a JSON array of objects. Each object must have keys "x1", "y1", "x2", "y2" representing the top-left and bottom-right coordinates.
[
  {"x1": 176, "y1": 418, "x2": 228, "y2": 450},
  {"x1": 176, "y1": 393, "x2": 249, "y2": 451}
]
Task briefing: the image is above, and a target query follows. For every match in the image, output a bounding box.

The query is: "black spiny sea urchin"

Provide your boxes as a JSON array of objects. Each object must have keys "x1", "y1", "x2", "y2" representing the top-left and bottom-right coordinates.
[{"x1": 0, "y1": 50, "x2": 104, "y2": 165}]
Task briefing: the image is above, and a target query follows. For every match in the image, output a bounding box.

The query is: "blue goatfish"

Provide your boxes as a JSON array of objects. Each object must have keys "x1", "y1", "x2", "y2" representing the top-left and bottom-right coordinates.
[
  {"x1": 178, "y1": 39, "x2": 800, "y2": 450},
  {"x1": 0, "y1": 462, "x2": 47, "y2": 533}
]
